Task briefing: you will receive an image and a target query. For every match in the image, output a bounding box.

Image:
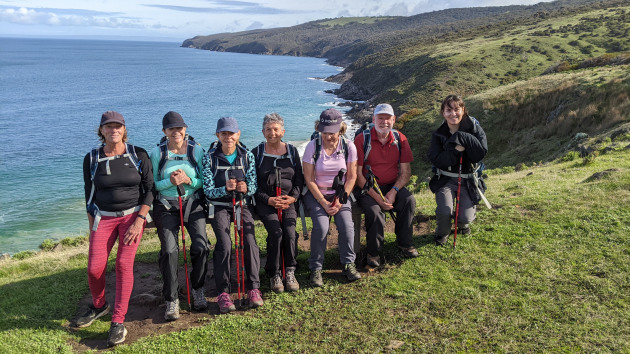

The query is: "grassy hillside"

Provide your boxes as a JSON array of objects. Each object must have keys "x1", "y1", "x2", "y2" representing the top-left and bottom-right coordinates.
[
  {"x1": 182, "y1": 0, "x2": 610, "y2": 66},
  {"x1": 1, "y1": 148, "x2": 629, "y2": 351},
  {"x1": 402, "y1": 64, "x2": 630, "y2": 177}
]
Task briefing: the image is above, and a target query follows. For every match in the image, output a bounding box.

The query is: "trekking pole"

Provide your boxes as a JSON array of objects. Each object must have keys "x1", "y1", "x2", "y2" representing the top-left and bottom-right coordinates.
[
  {"x1": 176, "y1": 184, "x2": 191, "y2": 311},
  {"x1": 274, "y1": 164, "x2": 286, "y2": 279},
  {"x1": 237, "y1": 191, "x2": 246, "y2": 307},
  {"x1": 453, "y1": 154, "x2": 463, "y2": 248},
  {"x1": 365, "y1": 166, "x2": 397, "y2": 224},
  {"x1": 229, "y1": 173, "x2": 242, "y2": 308}
]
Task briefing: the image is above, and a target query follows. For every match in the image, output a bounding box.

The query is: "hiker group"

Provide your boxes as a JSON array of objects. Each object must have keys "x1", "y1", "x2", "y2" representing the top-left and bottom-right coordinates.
[{"x1": 77, "y1": 94, "x2": 488, "y2": 347}]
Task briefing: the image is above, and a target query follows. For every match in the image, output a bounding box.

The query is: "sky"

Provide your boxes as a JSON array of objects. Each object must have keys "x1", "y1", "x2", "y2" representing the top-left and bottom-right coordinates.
[{"x1": 0, "y1": 0, "x2": 554, "y2": 42}]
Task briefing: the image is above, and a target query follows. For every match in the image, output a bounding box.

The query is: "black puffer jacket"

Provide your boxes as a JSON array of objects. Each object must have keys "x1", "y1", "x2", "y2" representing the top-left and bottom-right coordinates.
[{"x1": 427, "y1": 115, "x2": 488, "y2": 203}]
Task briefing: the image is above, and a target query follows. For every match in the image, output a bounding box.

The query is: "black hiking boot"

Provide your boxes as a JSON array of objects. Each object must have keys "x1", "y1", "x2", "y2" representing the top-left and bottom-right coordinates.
[
  {"x1": 366, "y1": 253, "x2": 380, "y2": 268},
  {"x1": 107, "y1": 322, "x2": 127, "y2": 347},
  {"x1": 398, "y1": 245, "x2": 419, "y2": 258},
  {"x1": 73, "y1": 302, "x2": 110, "y2": 328}
]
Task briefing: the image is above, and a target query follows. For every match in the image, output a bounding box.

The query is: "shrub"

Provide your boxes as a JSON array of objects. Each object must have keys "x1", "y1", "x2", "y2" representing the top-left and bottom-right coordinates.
[
  {"x1": 61, "y1": 236, "x2": 88, "y2": 247},
  {"x1": 12, "y1": 250, "x2": 37, "y2": 260},
  {"x1": 582, "y1": 151, "x2": 599, "y2": 165},
  {"x1": 39, "y1": 239, "x2": 56, "y2": 251},
  {"x1": 561, "y1": 150, "x2": 580, "y2": 162}
]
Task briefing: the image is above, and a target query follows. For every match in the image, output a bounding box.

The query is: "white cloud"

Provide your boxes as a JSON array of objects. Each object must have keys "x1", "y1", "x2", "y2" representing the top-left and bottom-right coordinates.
[
  {"x1": 0, "y1": 0, "x2": 556, "y2": 39},
  {"x1": 0, "y1": 6, "x2": 144, "y2": 28}
]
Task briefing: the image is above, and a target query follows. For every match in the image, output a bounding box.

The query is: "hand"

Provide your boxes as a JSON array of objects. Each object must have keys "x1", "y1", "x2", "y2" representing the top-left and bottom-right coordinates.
[
  {"x1": 378, "y1": 197, "x2": 394, "y2": 211},
  {"x1": 170, "y1": 169, "x2": 190, "y2": 186},
  {"x1": 455, "y1": 145, "x2": 465, "y2": 152},
  {"x1": 123, "y1": 218, "x2": 144, "y2": 245},
  {"x1": 268, "y1": 196, "x2": 286, "y2": 209},
  {"x1": 236, "y1": 181, "x2": 248, "y2": 194},
  {"x1": 322, "y1": 197, "x2": 341, "y2": 216},
  {"x1": 385, "y1": 189, "x2": 397, "y2": 205},
  {"x1": 281, "y1": 195, "x2": 296, "y2": 205},
  {"x1": 226, "y1": 178, "x2": 237, "y2": 192}
]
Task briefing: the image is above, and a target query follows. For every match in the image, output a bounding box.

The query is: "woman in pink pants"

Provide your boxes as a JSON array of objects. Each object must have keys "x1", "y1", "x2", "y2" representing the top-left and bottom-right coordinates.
[{"x1": 75, "y1": 111, "x2": 154, "y2": 348}]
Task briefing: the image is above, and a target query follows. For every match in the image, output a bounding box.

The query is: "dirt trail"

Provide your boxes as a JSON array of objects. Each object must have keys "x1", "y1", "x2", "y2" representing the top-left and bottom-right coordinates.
[{"x1": 68, "y1": 216, "x2": 431, "y2": 351}]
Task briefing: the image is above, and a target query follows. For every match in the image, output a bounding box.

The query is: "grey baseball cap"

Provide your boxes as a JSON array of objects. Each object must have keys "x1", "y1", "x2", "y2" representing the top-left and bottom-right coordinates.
[
  {"x1": 373, "y1": 103, "x2": 395, "y2": 116},
  {"x1": 216, "y1": 116, "x2": 239, "y2": 133}
]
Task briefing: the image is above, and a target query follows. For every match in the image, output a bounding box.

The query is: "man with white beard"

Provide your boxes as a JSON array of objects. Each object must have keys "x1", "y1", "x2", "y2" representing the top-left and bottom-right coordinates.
[{"x1": 353, "y1": 103, "x2": 419, "y2": 267}]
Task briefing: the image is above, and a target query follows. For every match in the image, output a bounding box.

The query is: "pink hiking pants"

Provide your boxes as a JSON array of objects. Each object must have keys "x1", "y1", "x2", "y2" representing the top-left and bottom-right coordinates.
[{"x1": 87, "y1": 213, "x2": 143, "y2": 323}]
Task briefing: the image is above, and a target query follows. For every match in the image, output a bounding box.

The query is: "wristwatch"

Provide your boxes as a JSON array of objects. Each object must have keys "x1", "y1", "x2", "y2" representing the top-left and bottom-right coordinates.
[
  {"x1": 392, "y1": 186, "x2": 400, "y2": 192},
  {"x1": 137, "y1": 214, "x2": 147, "y2": 220}
]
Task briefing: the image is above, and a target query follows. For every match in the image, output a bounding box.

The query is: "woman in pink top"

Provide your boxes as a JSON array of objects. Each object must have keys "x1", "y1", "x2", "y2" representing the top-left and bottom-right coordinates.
[{"x1": 302, "y1": 108, "x2": 361, "y2": 286}]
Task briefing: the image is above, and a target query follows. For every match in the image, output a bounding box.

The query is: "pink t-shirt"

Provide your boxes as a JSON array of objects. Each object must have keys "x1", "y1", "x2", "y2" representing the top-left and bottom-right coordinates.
[{"x1": 303, "y1": 137, "x2": 357, "y2": 195}]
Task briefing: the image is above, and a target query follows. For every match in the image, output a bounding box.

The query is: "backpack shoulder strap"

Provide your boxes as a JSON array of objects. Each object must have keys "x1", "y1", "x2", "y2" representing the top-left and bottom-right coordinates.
[
  {"x1": 362, "y1": 128, "x2": 371, "y2": 164},
  {"x1": 186, "y1": 138, "x2": 201, "y2": 175},
  {"x1": 157, "y1": 139, "x2": 169, "y2": 177},
  {"x1": 287, "y1": 143, "x2": 298, "y2": 168},
  {"x1": 340, "y1": 136, "x2": 349, "y2": 163},
  {"x1": 89, "y1": 145, "x2": 103, "y2": 181},
  {"x1": 392, "y1": 129, "x2": 402, "y2": 163},
  {"x1": 125, "y1": 143, "x2": 142, "y2": 174},
  {"x1": 312, "y1": 132, "x2": 322, "y2": 164},
  {"x1": 255, "y1": 142, "x2": 266, "y2": 168}
]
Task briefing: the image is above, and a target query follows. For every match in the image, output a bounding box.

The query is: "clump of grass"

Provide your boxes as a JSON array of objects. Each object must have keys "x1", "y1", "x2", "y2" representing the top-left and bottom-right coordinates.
[
  {"x1": 561, "y1": 150, "x2": 580, "y2": 162},
  {"x1": 11, "y1": 250, "x2": 37, "y2": 260},
  {"x1": 582, "y1": 151, "x2": 599, "y2": 165}
]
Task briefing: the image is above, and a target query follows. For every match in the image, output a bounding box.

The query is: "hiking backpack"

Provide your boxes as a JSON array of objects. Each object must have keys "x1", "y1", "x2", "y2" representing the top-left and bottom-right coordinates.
[
  {"x1": 309, "y1": 130, "x2": 349, "y2": 164},
  {"x1": 354, "y1": 122, "x2": 402, "y2": 164},
  {"x1": 86, "y1": 143, "x2": 142, "y2": 213},
  {"x1": 253, "y1": 141, "x2": 299, "y2": 169},
  {"x1": 156, "y1": 134, "x2": 201, "y2": 178}
]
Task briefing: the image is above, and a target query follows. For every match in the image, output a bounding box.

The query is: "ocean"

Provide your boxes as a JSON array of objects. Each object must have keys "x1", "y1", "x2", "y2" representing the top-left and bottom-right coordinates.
[{"x1": 0, "y1": 37, "x2": 344, "y2": 254}]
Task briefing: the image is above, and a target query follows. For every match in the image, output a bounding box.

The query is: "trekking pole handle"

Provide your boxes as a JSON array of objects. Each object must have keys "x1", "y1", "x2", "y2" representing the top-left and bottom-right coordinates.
[{"x1": 176, "y1": 184, "x2": 185, "y2": 197}]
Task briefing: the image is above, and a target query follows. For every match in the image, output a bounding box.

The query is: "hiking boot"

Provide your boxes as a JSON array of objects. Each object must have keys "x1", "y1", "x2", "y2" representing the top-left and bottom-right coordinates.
[
  {"x1": 398, "y1": 245, "x2": 419, "y2": 258},
  {"x1": 217, "y1": 292, "x2": 236, "y2": 314},
  {"x1": 366, "y1": 253, "x2": 380, "y2": 268},
  {"x1": 457, "y1": 224, "x2": 471, "y2": 235},
  {"x1": 342, "y1": 263, "x2": 361, "y2": 282},
  {"x1": 164, "y1": 299, "x2": 180, "y2": 321},
  {"x1": 107, "y1": 322, "x2": 127, "y2": 347},
  {"x1": 284, "y1": 269, "x2": 300, "y2": 292},
  {"x1": 435, "y1": 234, "x2": 449, "y2": 246},
  {"x1": 247, "y1": 289, "x2": 264, "y2": 308},
  {"x1": 310, "y1": 269, "x2": 323, "y2": 287},
  {"x1": 73, "y1": 302, "x2": 110, "y2": 328},
  {"x1": 270, "y1": 272, "x2": 284, "y2": 293},
  {"x1": 192, "y1": 287, "x2": 208, "y2": 311}
]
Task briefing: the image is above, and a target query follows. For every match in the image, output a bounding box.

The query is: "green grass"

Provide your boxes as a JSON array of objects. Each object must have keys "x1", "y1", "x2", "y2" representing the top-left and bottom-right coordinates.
[{"x1": 1, "y1": 149, "x2": 629, "y2": 351}]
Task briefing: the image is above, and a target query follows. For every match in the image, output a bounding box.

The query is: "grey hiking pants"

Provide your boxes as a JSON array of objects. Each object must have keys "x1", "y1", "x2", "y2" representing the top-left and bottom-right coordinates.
[
  {"x1": 255, "y1": 202, "x2": 298, "y2": 277},
  {"x1": 209, "y1": 205, "x2": 260, "y2": 293},
  {"x1": 355, "y1": 184, "x2": 416, "y2": 257},
  {"x1": 154, "y1": 199, "x2": 209, "y2": 302},
  {"x1": 435, "y1": 177, "x2": 476, "y2": 237},
  {"x1": 303, "y1": 191, "x2": 356, "y2": 270}
]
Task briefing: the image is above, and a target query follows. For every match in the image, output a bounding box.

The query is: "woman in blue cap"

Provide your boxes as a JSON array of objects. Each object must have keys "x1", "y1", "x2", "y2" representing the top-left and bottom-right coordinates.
[
  {"x1": 150, "y1": 111, "x2": 209, "y2": 320},
  {"x1": 202, "y1": 116, "x2": 262, "y2": 313}
]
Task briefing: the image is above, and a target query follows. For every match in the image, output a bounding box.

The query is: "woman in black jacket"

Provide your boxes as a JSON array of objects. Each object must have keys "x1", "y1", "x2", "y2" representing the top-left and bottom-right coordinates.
[
  {"x1": 428, "y1": 95, "x2": 488, "y2": 246},
  {"x1": 252, "y1": 112, "x2": 304, "y2": 293}
]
